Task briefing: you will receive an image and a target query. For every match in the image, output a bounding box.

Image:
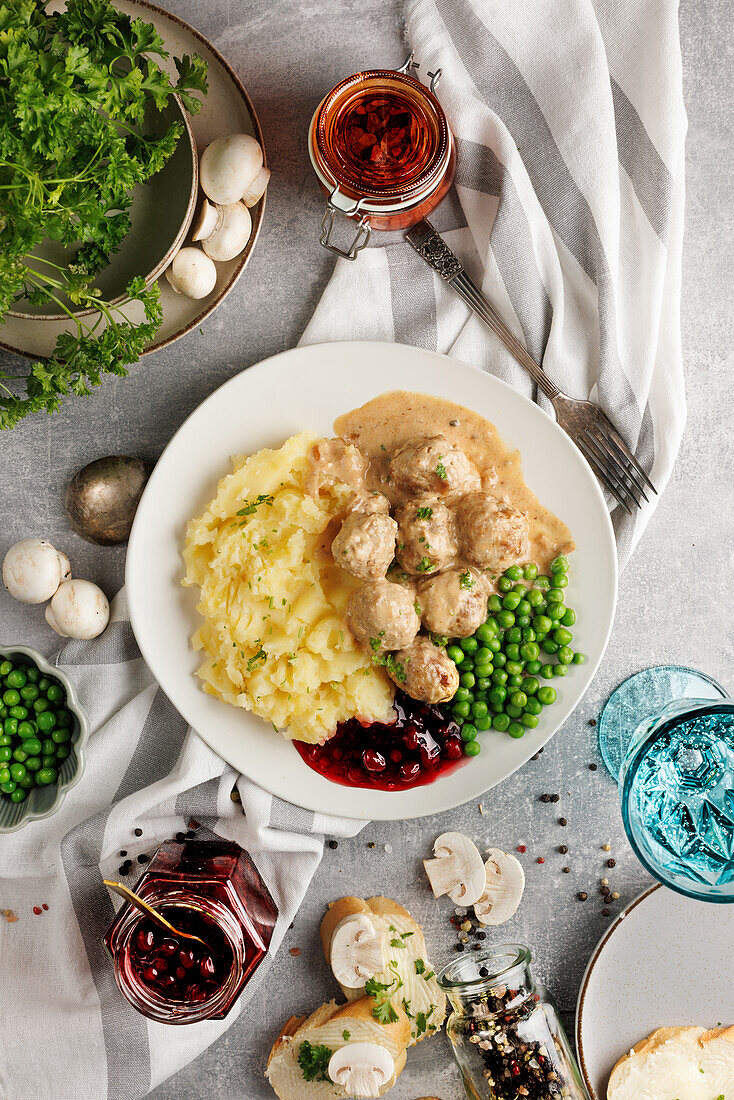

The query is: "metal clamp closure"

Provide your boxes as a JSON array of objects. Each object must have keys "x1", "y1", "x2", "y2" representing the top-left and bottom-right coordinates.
[{"x1": 319, "y1": 189, "x2": 371, "y2": 260}]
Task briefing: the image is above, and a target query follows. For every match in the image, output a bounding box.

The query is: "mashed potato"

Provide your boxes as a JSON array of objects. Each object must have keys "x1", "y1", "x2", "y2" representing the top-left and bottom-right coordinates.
[{"x1": 182, "y1": 431, "x2": 394, "y2": 743}]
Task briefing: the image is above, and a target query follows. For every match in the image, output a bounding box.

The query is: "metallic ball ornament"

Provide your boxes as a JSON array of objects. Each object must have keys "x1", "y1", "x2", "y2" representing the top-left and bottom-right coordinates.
[{"x1": 65, "y1": 456, "x2": 152, "y2": 546}]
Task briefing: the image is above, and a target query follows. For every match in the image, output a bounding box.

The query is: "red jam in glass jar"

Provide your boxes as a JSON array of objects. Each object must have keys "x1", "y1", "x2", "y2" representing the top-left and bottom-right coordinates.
[
  {"x1": 103, "y1": 839, "x2": 277, "y2": 1024},
  {"x1": 309, "y1": 57, "x2": 455, "y2": 257}
]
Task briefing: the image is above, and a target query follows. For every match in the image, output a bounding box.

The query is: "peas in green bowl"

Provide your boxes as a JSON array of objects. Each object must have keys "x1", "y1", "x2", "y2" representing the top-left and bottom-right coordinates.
[{"x1": 0, "y1": 645, "x2": 88, "y2": 832}]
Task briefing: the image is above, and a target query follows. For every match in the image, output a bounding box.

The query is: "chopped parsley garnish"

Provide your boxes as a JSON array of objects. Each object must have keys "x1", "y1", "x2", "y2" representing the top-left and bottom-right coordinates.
[
  {"x1": 459, "y1": 570, "x2": 475, "y2": 590},
  {"x1": 414, "y1": 600, "x2": 422, "y2": 616},
  {"x1": 365, "y1": 973, "x2": 402, "y2": 1024},
  {"x1": 236, "y1": 493, "x2": 274, "y2": 516},
  {"x1": 430, "y1": 634, "x2": 448, "y2": 648},
  {"x1": 413, "y1": 957, "x2": 435, "y2": 981},
  {"x1": 297, "y1": 1040, "x2": 333, "y2": 1082},
  {"x1": 435, "y1": 457, "x2": 448, "y2": 480},
  {"x1": 390, "y1": 937, "x2": 407, "y2": 949},
  {"x1": 246, "y1": 643, "x2": 267, "y2": 671},
  {"x1": 402, "y1": 997, "x2": 414, "y2": 1019},
  {"x1": 415, "y1": 1005, "x2": 436, "y2": 1036},
  {"x1": 416, "y1": 506, "x2": 433, "y2": 520},
  {"x1": 416, "y1": 557, "x2": 434, "y2": 573},
  {"x1": 401, "y1": 930, "x2": 414, "y2": 939},
  {"x1": 368, "y1": 631, "x2": 385, "y2": 652},
  {"x1": 372, "y1": 652, "x2": 406, "y2": 683},
  {"x1": 342, "y1": 1029, "x2": 350, "y2": 1042}
]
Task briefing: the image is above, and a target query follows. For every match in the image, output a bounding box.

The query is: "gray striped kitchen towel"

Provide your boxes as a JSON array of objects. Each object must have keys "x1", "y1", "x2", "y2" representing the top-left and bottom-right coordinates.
[
  {"x1": 301, "y1": 0, "x2": 687, "y2": 567},
  {"x1": 0, "y1": 593, "x2": 364, "y2": 1100}
]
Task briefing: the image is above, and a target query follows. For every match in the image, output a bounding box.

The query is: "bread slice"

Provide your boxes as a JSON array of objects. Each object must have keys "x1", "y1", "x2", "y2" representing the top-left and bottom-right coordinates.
[
  {"x1": 321, "y1": 895, "x2": 446, "y2": 1045},
  {"x1": 265, "y1": 995, "x2": 410, "y2": 1099},
  {"x1": 607, "y1": 1024, "x2": 734, "y2": 1098}
]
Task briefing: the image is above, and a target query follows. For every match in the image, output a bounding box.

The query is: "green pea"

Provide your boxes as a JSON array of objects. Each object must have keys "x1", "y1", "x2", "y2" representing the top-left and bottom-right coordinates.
[
  {"x1": 464, "y1": 740, "x2": 481, "y2": 757},
  {"x1": 551, "y1": 555, "x2": 569, "y2": 573},
  {"x1": 17, "y1": 775, "x2": 34, "y2": 790},
  {"x1": 510, "y1": 691, "x2": 528, "y2": 709},
  {"x1": 2, "y1": 689, "x2": 20, "y2": 706},
  {"x1": 523, "y1": 676, "x2": 539, "y2": 696},
  {"x1": 542, "y1": 639, "x2": 559, "y2": 655},
  {"x1": 527, "y1": 588, "x2": 545, "y2": 608},
  {"x1": 0, "y1": 660, "x2": 12, "y2": 677},
  {"x1": 516, "y1": 599, "x2": 532, "y2": 618},
  {"x1": 504, "y1": 643, "x2": 519, "y2": 661},
  {"x1": 0, "y1": 767, "x2": 9, "y2": 784},
  {"x1": 447, "y1": 645, "x2": 464, "y2": 664},
  {"x1": 535, "y1": 575, "x2": 551, "y2": 590},
  {"x1": 532, "y1": 615, "x2": 552, "y2": 636},
  {"x1": 40, "y1": 738, "x2": 56, "y2": 755},
  {"x1": 492, "y1": 713, "x2": 510, "y2": 732},
  {"x1": 562, "y1": 608, "x2": 576, "y2": 627},
  {"x1": 51, "y1": 728, "x2": 71, "y2": 744},
  {"x1": 492, "y1": 651, "x2": 506, "y2": 668},
  {"x1": 503, "y1": 627, "x2": 519, "y2": 645},
  {"x1": 506, "y1": 674, "x2": 523, "y2": 688},
  {"x1": 25, "y1": 756, "x2": 41, "y2": 773},
  {"x1": 505, "y1": 661, "x2": 524, "y2": 677},
  {"x1": 3, "y1": 718, "x2": 18, "y2": 735},
  {"x1": 477, "y1": 621, "x2": 498, "y2": 643},
  {"x1": 33, "y1": 698, "x2": 49, "y2": 713},
  {"x1": 474, "y1": 663, "x2": 493, "y2": 680},
  {"x1": 0, "y1": 779, "x2": 16, "y2": 794},
  {"x1": 506, "y1": 703, "x2": 522, "y2": 719},
  {"x1": 508, "y1": 722, "x2": 525, "y2": 739},
  {"x1": 473, "y1": 715, "x2": 489, "y2": 731},
  {"x1": 0, "y1": 705, "x2": 6, "y2": 719},
  {"x1": 554, "y1": 664, "x2": 568, "y2": 677},
  {"x1": 460, "y1": 672, "x2": 476, "y2": 689},
  {"x1": 0, "y1": 748, "x2": 11, "y2": 763},
  {"x1": 496, "y1": 610, "x2": 515, "y2": 629},
  {"x1": 55, "y1": 744, "x2": 70, "y2": 760},
  {"x1": 573, "y1": 652, "x2": 586, "y2": 664},
  {"x1": 36, "y1": 711, "x2": 57, "y2": 732},
  {"x1": 460, "y1": 636, "x2": 478, "y2": 654},
  {"x1": 515, "y1": 615, "x2": 530, "y2": 628},
  {"x1": 476, "y1": 677, "x2": 491, "y2": 691},
  {"x1": 12, "y1": 747, "x2": 27, "y2": 763},
  {"x1": 554, "y1": 627, "x2": 573, "y2": 646},
  {"x1": 21, "y1": 738, "x2": 42, "y2": 755},
  {"x1": 524, "y1": 697, "x2": 543, "y2": 715},
  {"x1": 41, "y1": 755, "x2": 56, "y2": 769},
  {"x1": 461, "y1": 723, "x2": 478, "y2": 742},
  {"x1": 502, "y1": 592, "x2": 521, "y2": 612},
  {"x1": 503, "y1": 565, "x2": 523, "y2": 581},
  {"x1": 9, "y1": 706, "x2": 28, "y2": 720},
  {"x1": 454, "y1": 687, "x2": 471, "y2": 702},
  {"x1": 26, "y1": 667, "x2": 39, "y2": 683},
  {"x1": 471, "y1": 701, "x2": 488, "y2": 719},
  {"x1": 5, "y1": 669, "x2": 26, "y2": 689},
  {"x1": 9, "y1": 762, "x2": 26, "y2": 782},
  {"x1": 487, "y1": 594, "x2": 503, "y2": 613},
  {"x1": 489, "y1": 687, "x2": 506, "y2": 707},
  {"x1": 523, "y1": 563, "x2": 538, "y2": 581},
  {"x1": 520, "y1": 642, "x2": 539, "y2": 662},
  {"x1": 491, "y1": 669, "x2": 508, "y2": 686},
  {"x1": 46, "y1": 684, "x2": 64, "y2": 703},
  {"x1": 497, "y1": 577, "x2": 513, "y2": 593},
  {"x1": 521, "y1": 713, "x2": 539, "y2": 729},
  {"x1": 547, "y1": 587, "x2": 565, "y2": 604},
  {"x1": 557, "y1": 646, "x2": 574, "y2": 665},
  {"x1": 17, "y1": 721, "x2": 34, "y2": 739},
  {"x1": 452, "y1": 701, "x2": 471, "y2": 719},
  {"x1": 9, "y1": 788, "x2": 26, "y2": 802},
  {"x1": 36, "y1": 767, "x2": 58, "y2": 786},
  {"x1": 541, "y1": 665, "x2": 556, "y2": 680},
  {"x1": 55, "y1": 709, "x2": 72, "y2": 728},
  {"x1": 38, "y1": 677, "x2": 50, "y2": 691},
  {"x1": 486, "y1": 637, "x2": 501, "y2": 654},
  {"x1": 552, "y1": 572, "x2": 568, "y2": 588},
  {"x1": 548, "y1": 603, "x2": 566, "y2": 621},
  {"x1": 20, "y1": 684, "x2": 39, "y2": 701}
]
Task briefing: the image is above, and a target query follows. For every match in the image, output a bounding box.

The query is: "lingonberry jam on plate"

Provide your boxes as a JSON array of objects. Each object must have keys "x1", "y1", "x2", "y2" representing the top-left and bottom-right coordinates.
[
  {"x1": 294, "y1": 693, "x2": 466, "y2": 790},
  {"x1": 129, "y1": 907, "x2": 232, "y2": 1003}
]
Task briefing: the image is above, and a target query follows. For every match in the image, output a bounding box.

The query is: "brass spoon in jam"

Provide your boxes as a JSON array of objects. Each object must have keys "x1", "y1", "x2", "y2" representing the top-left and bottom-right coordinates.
[{"x1": 103, "y1": 879, "x2": 208, "y2": 949}]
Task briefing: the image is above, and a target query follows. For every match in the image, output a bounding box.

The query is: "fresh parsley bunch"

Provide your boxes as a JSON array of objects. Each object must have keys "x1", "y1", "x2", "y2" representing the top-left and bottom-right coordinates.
[{"x1": 0, "y1": 0, "x2": 208, "y2": 428}]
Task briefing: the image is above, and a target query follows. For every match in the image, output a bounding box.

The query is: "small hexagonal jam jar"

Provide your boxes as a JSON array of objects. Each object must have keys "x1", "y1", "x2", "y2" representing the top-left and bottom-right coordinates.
[
  {"x1": 103, "y1": 839, "x2": 277, "y2": 1024},
  {"x1": 309, "y1": 60, "x2": 455, "y2": 258}
]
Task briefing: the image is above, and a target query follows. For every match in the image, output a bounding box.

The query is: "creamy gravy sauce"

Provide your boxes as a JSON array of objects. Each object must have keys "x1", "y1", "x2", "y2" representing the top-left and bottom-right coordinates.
[{"x1": 333, "y1": 390, "x2": 573, "y2": 573}]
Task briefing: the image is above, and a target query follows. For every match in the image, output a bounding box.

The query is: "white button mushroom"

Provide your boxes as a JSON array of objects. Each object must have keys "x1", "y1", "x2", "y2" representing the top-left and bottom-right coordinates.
[
  {"x1": 200, "y1": 133, "x2": 264, "y2": 205},
  {"x1": 2, "y1": 538, "x2": 70, "y2": 604},
  {"x1": 165, "y1": 247, "x2": 217, "y2": 299},
  {"x1": 45, "y1": 579, "x2": 109, "y2": 639},
  {"x1": 329, "y1": 914, "x2": 386, "y2": 991},
  {"x1": 423, "y1": 831, "x2": 486, "y2": 907},
  {"x1": 242, "y1": 165, "x2": 270, "y2": 207},
  {"x1": 328, "y1": 1042, "x2": 395, "y2": 1098},
  {"x1": 474, "y1": 849, "x2": 526, "y2": 926},
  {"x1": 190, "y1": 197, "x2": 219, "y2": 242},
  {"x1": 193, "y1": 202, "x2": 252, "y2": 262}
]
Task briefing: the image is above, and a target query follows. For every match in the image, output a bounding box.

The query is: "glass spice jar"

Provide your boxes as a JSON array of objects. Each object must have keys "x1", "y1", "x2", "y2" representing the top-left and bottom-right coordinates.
[
  {"x1": 439, "y1": 945, "x2": 589, "y2": 1100},
  {"x1": 103, "y1": 839, "x2": 278, "y2": 1024},
  {"x1": 309, "y1": 54, "x2": 455, "y2": 258}
]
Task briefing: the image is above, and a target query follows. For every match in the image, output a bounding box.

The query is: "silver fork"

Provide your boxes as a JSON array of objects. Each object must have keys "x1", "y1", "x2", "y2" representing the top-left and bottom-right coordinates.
[{"x1": 405, "y1": 218, "x2": 656, "y2": 513}]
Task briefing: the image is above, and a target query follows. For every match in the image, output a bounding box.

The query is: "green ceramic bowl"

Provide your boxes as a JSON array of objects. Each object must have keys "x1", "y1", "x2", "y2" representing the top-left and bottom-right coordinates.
[{"x1": 0, "y1": 644, "x2": 89, "y2": 833}]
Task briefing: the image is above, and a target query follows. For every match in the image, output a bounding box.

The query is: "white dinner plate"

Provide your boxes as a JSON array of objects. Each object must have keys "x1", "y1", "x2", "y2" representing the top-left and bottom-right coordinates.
[
  {"x1": 126, "y1": 341, "x2": 617, "y2": 819},
  {"x1": 576, "y1": 883, "x2": 734, "y2": 1098}
]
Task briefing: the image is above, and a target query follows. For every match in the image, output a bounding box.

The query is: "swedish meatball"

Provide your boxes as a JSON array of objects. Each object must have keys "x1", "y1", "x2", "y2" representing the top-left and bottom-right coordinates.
[
  {"x1": 419, "y1": 567, "x2": 488, "y2": 638},
  {"x1": 331, "y1": 512, "x2": 397, "y2": 580},
  {"x1": 395, "y1": 499, "x2": 457, "y2": 576},
  {"x1": 456, "y1": 492, "x2": 531, "y2": 572},
  {"x1": 389, "y1": 636, "x2": 460, "y2": 704},
  {"x1": 389, "y1": 435, "x2": 481, "y2": 497},
  {"x1": 344, "y1": 489, "x2": 391, "y2": 516},
  {"x1": 307, "y1": 437, "x2": 367, "y2": 495},
  {"x1": 347, "y1": 580, "x2": 421, "y2": 653}
]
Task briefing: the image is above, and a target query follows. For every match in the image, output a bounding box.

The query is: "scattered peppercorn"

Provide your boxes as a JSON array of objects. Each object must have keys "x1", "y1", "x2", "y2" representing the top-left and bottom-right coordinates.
[
  {"x1": 607, "y1": 858, "x2": 616, "y2": 868},
  {"x1": 540, "y1": 794, "x2": 551, "y2": 803},
  {"x1": 42, "y1": 903, "x2": 48, "y2": 911},
  {"x1": 562, "y1": 866, "x2": 570, "y2": 873},
  {"x1": 476, "y1": 931, "x2": 486, "y2": 940},
  {"x1": 367, "y1": 841, "x2": 375, "y2": 848},
  {"x1": 328, "y1": 840, "x2": 338, "y2": 850},
  {"x1": 188, "y1": 820, "x2": 199, "y2": 830},
  {"x1": 289, "y1": 947, "x2": 301, "y2": 957},
  {"x1": 517, "y1": 844, "x2": 526, "y2": 853},
  {"x1": 602, "y1": 907, "x2": 610, "y2": 917},
  {"x1": 185, "y1": 830, "x2": 196, "y2": 840},
  {"x1": 602, "y1": 843, "x2": 611, "y2": 851},
  {"x1": 133, "y1": 828, "x2": 143, "y2": 837},
  {"x1": 589, "y1": 763, "x2": 598, "y2": 771},
  {"x1": 456, "y1": 942, "x2": 465, "y2": 951},
  {"x1": 611, "y1": 891, "x2": 620, "y2": 900},
  {"x1": 601, "y1": 877, "x2": 609, "y2": 886},
  {"x1": 118, "y1": 864, "x2": 127, "y2": 876},
  {"x1": 119, "y1": 850, "x2": 127, "y2": 857},
  {"x1": 578, "y1": 892, "x2": 587, "y2": 901},
  {"x1": 550, "y1": 794, "x2": 560, "y2": 803},
  {"x1": 230, "y1": 789, "x2": 240, "y2": 803},
  {"x1": 137, "y1": 854, "x2": 149, "y2": 864},
  {"x1": 175, "y1": 831, "x2": 185, "y2": 843},
  {"x1": 32, "y1": 906, "x2": 42, "y2": 915},
  {"x1": 473, "y1": 942, "x2": 482, "y2": 951},
  {"x1": 479, "y1": 966, "x2": 489, "y2": 977},
  {"x1": 537, "y1": 857, "x2": 545, "y2": 864},
  {"x1": 558, "y1": 844, "x2": 568, "y2": 854},
  {"x1": 588, "y1": 718, "x2": 597, "y2": 727},
  {"x1": 559, "y1": 817, "x2": 567, "y2": 826},
  {"x1": 531, "y1": 752, "x2": 540, "y2": 761}
]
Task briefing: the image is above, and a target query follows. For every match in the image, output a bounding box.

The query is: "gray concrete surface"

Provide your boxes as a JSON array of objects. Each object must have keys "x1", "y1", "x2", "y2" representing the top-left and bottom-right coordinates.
[{"x1": 1, "y1": 0, "x2": 732, "y2": 1097}]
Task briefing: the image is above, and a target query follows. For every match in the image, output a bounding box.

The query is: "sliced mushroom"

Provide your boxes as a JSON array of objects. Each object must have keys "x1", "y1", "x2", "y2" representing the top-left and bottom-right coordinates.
[
  {"x1": 200, "y1": 133, "x2": 263, "y2": 205},
  {"x1": 165, "y1": 247, "x2": 217, "y2": 299},
  {"x1": 45, "y1": 579, "x2": 109, "y2": 640},
  {"x1": 328, "y1": 1042, "x2": 395, "y2": 1098},
  {"x1": 474, "y1": 848, "x2": 525, "y2": 926},
  {"x1": 197, "y1": 202, "x2": 252, "y2": 262},
  {"x1": 330, "y1": 914, "x2": 386, "y2": 991},
  {"x1": 242, "y1": 164, "x2": 270, "y2": 207},
  {"x1": 423, "y1": 832, "x2": 486, "y2": 906},
  {"x1": 2, "y1": 539, "x2": 69, "y2": 604},
  {"x1": 190, "y1": 198, "x2": 219, "y2": 242}
]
